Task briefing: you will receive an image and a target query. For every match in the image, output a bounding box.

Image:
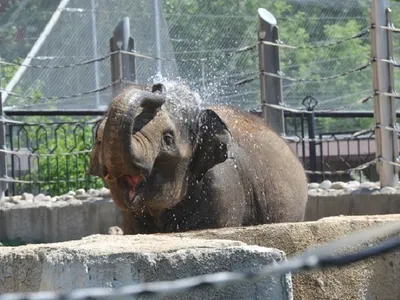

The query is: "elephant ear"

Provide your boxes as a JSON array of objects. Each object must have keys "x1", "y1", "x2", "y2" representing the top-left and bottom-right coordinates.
[
  {"x1": 87, "y1": 118, "x2": 106, "y2": 177},
  {"x1": 190, "y1": 109, "x2": 233, "y2": 181}
]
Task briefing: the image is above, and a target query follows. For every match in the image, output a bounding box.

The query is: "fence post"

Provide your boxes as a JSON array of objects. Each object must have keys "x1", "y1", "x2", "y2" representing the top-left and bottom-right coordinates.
[
  {"x1": 303, "y1": 96, "x2": 318, "y2": 183},
  {"x1": 0, "y1": 92, "x2": 7, "y2": 198},
  {"x1": 370, "y1": 0, "x2": 399, "y2": 187},
  {"x1": 258, "y1": 8, "x2": 285, "y2": 135},
  {"x1": 110, "y1": 17, "x2": 136, "y2": 99}
]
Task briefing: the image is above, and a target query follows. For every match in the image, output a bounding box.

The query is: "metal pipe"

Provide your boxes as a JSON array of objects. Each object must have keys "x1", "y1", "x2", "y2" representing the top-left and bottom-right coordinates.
[
  {"x1": 2, "y1": 0, "x2": 72, "y2": 104},
  {"x1": 0, "y1": 92, "x2": 7, "y2": 198},
  {"x1": 3, "y1": 109, "x2": 399, "y2": 118},
  {"x1": 153, "y1": 0, "x2": 162, "y2": 79},
  {"x1": 258, "y1": 8, "x2": 285, "y2": 135},
  {"x1": 90, "y1": 0, "x2": 101, "y2": 108},
  {"x1": 4, "y1": 109, "x2": 106, "y2": 116},
  {"x1": 370, "y1": 0, "x2": 399, "y2": 187}
]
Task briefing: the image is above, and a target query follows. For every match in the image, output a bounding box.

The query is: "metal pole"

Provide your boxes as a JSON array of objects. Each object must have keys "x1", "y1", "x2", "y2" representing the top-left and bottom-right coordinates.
[
  {"x1": 258, "y1": 8, "x2": 285, "y2": 135},
  {"x1": 370, "y1": 0, "x2": 399, "y2": 187},
  {"x1": 153, "y1": 0, "x2": 162, "y2": 80},
  {"x1": 2, "y1": 0, "x2": 71, "y2": 104},
  {"x1": 109, "y1": 17, "x2": 136, "y2": 99},
  {"x1": 90, "y1": 0, "x2": 100, "y2": 108},
  {"x1": 0, "y1": 92, "x2": 8, "y2": 198},
  {"x1": 302, "y1": 96, "x2": 318, "y2": 183}
]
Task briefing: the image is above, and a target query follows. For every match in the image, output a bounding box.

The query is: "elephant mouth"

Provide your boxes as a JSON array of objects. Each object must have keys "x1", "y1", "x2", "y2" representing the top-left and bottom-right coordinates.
[{"x1": 119, "y1": 174, "x2": 145, "y2": 206}]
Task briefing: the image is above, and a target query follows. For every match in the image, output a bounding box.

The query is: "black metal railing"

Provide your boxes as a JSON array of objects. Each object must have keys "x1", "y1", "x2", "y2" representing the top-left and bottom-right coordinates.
[
  {"x1": 0, "y1": 109, "x2": 384, "y2": 196},
  {"x1": 4, "y1": 110, "x2": 105, "y2": 196},
  {"x1": 283, "y1": 109, "x2": 379, "y2": 183}
]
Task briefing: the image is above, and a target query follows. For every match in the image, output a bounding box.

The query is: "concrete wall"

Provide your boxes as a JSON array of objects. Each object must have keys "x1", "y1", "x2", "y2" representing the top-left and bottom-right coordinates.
[
  {"x1": 172, "y1": 215, "x2": 400, "y2": 300},
  {"x1": 0, "y1": 235, "x2": 292, "y2": 300},
  {"x1": 2, "y1": 181, "x2": 400, "y2": 244},
  {"x1": 2, "y1": 215, "x2": 400, "y2": 300},
  {"x1": 306, "y1": 180, "x2": 400, "y2": 220}
]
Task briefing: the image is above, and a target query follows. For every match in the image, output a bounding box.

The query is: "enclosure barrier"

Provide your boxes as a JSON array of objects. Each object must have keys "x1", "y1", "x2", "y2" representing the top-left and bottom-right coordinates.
[
  {"x1": 0, "y1": 1, "x2": 400, "y2": 299},
  {"x1": 0, "y1": 0, "x2": 400, "y2": 193},
  {"x1": 1, "y1": 0, "x2": 400, "y2": 194},
  {"x1": 1, "y1": 220, "x2": 400, "y2": 299}
]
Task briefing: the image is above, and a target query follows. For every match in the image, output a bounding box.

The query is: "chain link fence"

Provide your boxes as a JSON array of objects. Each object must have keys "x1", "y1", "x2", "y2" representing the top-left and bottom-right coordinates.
[
  {"x1": 0, "y1": 0, "x2": 391, "y2": 114},
  {"x1": 0, "y1": 0, "x2": 400, "y2": 192}
]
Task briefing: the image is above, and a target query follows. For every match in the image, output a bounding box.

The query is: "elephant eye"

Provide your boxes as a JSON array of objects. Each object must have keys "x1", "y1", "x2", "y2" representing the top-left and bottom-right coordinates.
[{"x1": 163, "y1": 132, "x2": 174, "y2": 146}]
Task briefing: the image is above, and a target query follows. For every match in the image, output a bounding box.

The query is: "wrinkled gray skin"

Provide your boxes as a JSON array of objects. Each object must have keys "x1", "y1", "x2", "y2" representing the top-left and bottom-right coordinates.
[
  {"x1": 87, "y1": 84, "x2": 150, "y2": 187},
  {"x1": 90, "y1": 82, "x2": 308, "y2": 234}
]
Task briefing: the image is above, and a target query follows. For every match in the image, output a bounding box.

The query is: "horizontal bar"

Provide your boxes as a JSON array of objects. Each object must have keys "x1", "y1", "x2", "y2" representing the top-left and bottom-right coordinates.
[
  {"x1": 4, "y1": 109, "x2": 107, "y2": 116},
  {"x1": 3, "y1": 108, "x2": 399, "y2": 119}
]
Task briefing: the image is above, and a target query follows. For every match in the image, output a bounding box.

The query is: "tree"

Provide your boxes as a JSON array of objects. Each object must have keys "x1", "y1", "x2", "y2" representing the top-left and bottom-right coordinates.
[{"x1": 162, "y1": 0, "x2": 376, "y2": 133}]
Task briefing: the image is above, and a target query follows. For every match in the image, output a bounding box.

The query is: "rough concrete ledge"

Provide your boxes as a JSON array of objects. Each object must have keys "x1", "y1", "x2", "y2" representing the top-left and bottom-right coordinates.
[
  {"x1": 0, "y1": 235, "x2": 292, "y2": 300},
  {"x1": 170, "y1": 214, "x2": 400, "y2": 300}
]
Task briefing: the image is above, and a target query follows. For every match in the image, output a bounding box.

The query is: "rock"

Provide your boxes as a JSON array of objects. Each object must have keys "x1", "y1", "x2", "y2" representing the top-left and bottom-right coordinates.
[
  {"x1": 75, "y1": 189, "x2": 86, "y2": 196},
  {"x1": 3, "y1": 197, "x2": 12, "y2": 203},
  {"x1": 87, "y1": 189, "x2": 99, "y2": 197},
  {"x1": 11, "y1": 195, "x2": 21, "y2": 201},
  {"x1": 360, "y1": 181, "x2": 379, "y2": 189},
  {"x1": 21, "y1": 193, "x2": 34, "y2": 202},
  {"x1": 0, "y1": 235, "x2": 292, "y2": 300},
  {"x1": 330, "y1": 181, "x2": 348, "y2": 190},
  {"x1": 308, "y1": 182, "x2": 320, "y2": 189},
  {"x1": 34, "y1": 193, "x2": 47, "y2": 202},
  {"x1": 308, "y1": 189, "x2": 320, "y2": 196},
  {"x1": 65, "y1": 198, "x2": 82, "y2": 205},
  {"x1": 60, "y1": 195, "x2": 75, "y2": 201},
  {"x1": 67, "y1": 190, "x2": 76, "y2": 197},
  {"x1": 108, "y1": 226, "x2": 123, "y2": 235},
  {"x1": 347, "y1": 181, "x2": 361, "y2": 189},
  {"x1": 0, "y1": 202, "x2": 15, "y2": 209},
  {"x1": 380, "y1": 186, "x2": 397, "y2": 194},
  {"x1": 319, "y1": 180, "x2": 332, "y2": 190},
  {"x1": 99, "y1": 187, "x2": 110, "y2": 197}
]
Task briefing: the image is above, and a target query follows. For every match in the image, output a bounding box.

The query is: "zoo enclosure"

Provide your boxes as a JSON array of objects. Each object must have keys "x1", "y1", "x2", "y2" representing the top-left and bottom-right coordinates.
[{"x1": 0, "y1": 0, "x2": 399, "y2": 196}]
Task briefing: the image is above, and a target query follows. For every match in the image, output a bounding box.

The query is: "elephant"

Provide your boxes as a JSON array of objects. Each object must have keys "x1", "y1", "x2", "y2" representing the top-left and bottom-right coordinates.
[{"x1": 89, "y1": 82, "x2": 308, "y2": 234}]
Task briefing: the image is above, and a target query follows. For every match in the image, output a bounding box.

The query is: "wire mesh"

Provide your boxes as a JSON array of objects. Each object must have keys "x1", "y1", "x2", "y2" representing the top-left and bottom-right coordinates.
[
  {"x1": 1, "y1": 0, "x2": 400, "y2": 190},
  {"x1": 0, "y1": 0, "x2": 378, "y2": 114}
]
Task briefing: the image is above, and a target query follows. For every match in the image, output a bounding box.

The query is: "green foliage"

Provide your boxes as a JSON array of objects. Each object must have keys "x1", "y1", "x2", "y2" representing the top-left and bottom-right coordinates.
[
  {"x1": 0, "y1": 237, "x2": 26, "y2": 247},
  {"x1": 162, "y1": 0, "x2": 375, "y2": 133},
  {"x1": 11, "y1": 115, "x2": 104, "y2": 196}
]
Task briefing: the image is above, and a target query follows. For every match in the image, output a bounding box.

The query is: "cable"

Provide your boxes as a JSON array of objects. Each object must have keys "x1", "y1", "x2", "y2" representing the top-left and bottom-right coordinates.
[
  {"x1": 1, "y1": 80, "x2": 117, "y2": 102},
  {"x1": 260, "y1": 26, "x2": 370, "y2": 50}
]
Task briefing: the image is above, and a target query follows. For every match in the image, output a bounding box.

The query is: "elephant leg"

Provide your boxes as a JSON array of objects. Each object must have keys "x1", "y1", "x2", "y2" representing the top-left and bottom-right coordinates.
[
  {"x1": 121, "y1": 209, "x2": 159, "y2": 234},
  {"x1": 186, "y1": 159, "x2": 251, "y2": 230}
]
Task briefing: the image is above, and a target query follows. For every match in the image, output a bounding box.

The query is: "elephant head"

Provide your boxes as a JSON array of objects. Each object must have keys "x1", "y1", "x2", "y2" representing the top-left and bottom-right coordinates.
[{"x1": 100, "y1": 82, "x2": 232, "y2": 213}]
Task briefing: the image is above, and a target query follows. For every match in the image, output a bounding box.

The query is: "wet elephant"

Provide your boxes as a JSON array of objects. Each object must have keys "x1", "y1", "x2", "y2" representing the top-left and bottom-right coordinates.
[{"x1": 90, "y1": 82, "x2": 308, "y2": 234}]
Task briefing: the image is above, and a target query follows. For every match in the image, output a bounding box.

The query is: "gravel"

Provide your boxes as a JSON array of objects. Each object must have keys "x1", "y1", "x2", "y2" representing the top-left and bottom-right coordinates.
[
  {"x1": 1, "y1": 180, "x2": 400, "y2": 209},
  {"x1": 0, "y1": 188, "x2": 109, "y2": 208}
]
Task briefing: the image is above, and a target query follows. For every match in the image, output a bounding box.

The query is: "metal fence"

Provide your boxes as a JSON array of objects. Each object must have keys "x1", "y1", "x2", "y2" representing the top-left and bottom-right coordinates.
[
  {"x1": 0, "y1": 108, "x2": 379, "y2": 197},
  {"x1": 0, "y1": 0, "x2": 399, "y2": 194},
  {"x1": 1, "y1": 110, "x2": 104, "y2": 196}
]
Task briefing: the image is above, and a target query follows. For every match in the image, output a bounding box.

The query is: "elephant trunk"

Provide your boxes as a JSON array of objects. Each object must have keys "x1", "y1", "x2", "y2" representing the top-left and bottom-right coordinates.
[{"x1": 102, "y1": 90, "x2": 165, "y2": 180}]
